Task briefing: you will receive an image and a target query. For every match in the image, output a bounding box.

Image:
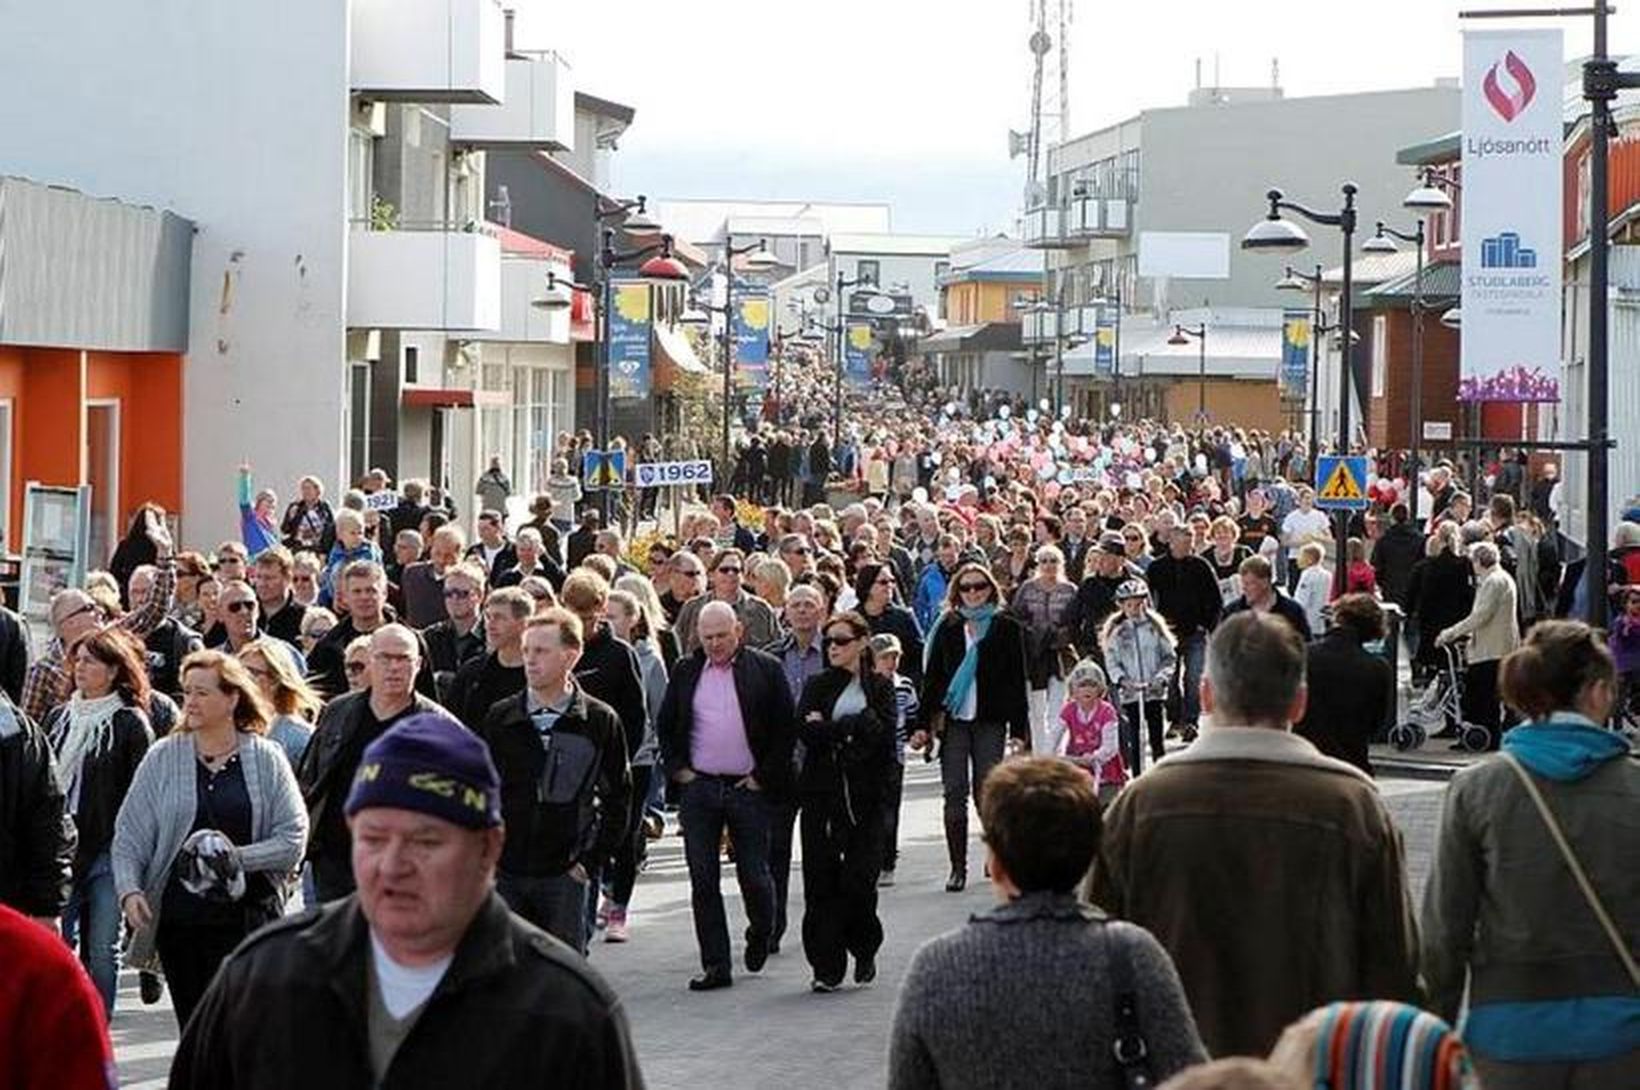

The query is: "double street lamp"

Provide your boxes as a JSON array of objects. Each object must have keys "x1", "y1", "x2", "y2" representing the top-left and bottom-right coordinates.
[
  {"x1": 830, "y1": 273, "x2": 880, "y2": 442},
  {"x1": 1167, "y1": 322, "x2": 1209, "y2": 424},
  {"x1": 1244, "y1": 183, "x2": 1359, "y2": 597},
  {"x1": 681, "y1": 240, "x2": 779, "y2": 472}
]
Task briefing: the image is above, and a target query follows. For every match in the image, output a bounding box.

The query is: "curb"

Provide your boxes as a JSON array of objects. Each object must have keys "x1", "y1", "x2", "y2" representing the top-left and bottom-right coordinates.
[{"x1": 1374, "y1": 758, "x2": 1461, "y2": 782}]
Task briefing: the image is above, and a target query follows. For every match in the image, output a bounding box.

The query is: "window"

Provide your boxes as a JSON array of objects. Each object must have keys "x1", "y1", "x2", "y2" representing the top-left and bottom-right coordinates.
[
  {"x1": 348, "y1": 129, "x2": 375, "y2": 224},
  {"x1": 934, "y1": 260, "x2": 950, "y2": 285},
  {"x1": 856, "y1": 260, "x2": 879, "y2": 286},
  {"x1": 1371, "y1": 315, "x2": 1388, "y2": 398},
  {"x1": 0, "y1": 400, "x2": 13, "y2": 551},
  {"x1": 403, "y1": 345, "x2": 419, "y2": 384}
]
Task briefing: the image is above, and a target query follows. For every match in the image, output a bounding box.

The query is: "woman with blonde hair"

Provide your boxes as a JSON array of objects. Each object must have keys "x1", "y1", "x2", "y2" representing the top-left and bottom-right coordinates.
[
  {"x1": 237, "y1": 636, "x2": 321, "y2": 768},
  {"x1": 751, "y1": 553, "x2": 792, "y2": 611},
  {"x1": 112, "y1": 650, "x2": 306, "y2": 1030},
  {"x1": 615, "y1": 571, "x2": 679, "y2": 669}
]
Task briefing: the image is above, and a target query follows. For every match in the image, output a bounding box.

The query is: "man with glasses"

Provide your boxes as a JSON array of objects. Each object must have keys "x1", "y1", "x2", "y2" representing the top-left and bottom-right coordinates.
[
  {"x1": 214, "y1": 541, "x2": 249, "y2": 586},
  {"x1": 423, "y1": 563, "x2": 487, "y2": 687},
  {"x1": 674, "y1": 549, "x2": 781, "y2": 656},
  {"x1": 1061, "y1": 508, "x2": 1093, "y2": 584},
  {"x1": 762, "y1": 585, "x2": 828, "y2": 953},
  {"x1": 129, "y1": 563, "x2": 203, "y2": 704},
  {"x1": 659, "y1": 554, "x2": 706, "y2": 626},
  {"x1": 657, "y1": 602, "x2": 796, "y2": 991},
  {"x1": 208, "y1": 579, "x2": 306, "y2": 673},
  {"x1": 776, "y1": 534, "x2": 816, "y2": 581},
  {"x1": 298, "y1": 623, "x2": 459, "y2": 902},
  {"x1": 23, "y1": 513, "x2": 174, "y2": 723}
]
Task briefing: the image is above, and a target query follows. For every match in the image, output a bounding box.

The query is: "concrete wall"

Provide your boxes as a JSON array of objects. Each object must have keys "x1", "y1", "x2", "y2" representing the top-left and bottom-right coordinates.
[
  {"x1": 0, "y1": 0, "x2": 350, "y2": 547},
  {"x1": 1134, "y1": 87, "x2": 1460, "y2": 313}
]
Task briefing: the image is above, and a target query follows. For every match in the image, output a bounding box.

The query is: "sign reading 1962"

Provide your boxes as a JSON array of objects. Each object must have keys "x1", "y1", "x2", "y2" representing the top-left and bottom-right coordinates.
[{"x1": 634, "y1": 460, "x2": 714, "y2": 488}]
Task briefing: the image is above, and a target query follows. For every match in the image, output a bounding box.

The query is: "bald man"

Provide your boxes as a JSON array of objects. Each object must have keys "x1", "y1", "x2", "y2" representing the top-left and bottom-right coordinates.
[{"x1": 656, "y1": 601, "x2": 797, "y2": 991}]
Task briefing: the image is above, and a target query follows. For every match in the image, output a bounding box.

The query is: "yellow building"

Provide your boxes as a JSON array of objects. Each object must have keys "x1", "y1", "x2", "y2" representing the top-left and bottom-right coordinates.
[{"x1": 927, "y1": 243, "x2": 1040, "y2": 395}]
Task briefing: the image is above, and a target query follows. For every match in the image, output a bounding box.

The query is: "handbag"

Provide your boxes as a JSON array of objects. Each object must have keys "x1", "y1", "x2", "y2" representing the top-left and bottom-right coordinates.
[
  {"x1": 1500, "y1": 753, "x2": 1640, "y2": 987},
  {"x1": 1099, "y1": 921, "x2": 1155, "y2": 1089}
]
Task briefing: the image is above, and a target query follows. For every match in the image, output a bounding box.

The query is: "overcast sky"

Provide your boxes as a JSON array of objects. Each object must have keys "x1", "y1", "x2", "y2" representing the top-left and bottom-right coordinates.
[{"x1": 516, "y1": 1, "x2": 1638, "y2": 236}]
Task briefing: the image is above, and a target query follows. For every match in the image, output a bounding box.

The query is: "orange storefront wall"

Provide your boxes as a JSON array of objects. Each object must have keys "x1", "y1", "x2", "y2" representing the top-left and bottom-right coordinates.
[{"x1": 0, "y1": 346, "x2": 183, "y2": 547}]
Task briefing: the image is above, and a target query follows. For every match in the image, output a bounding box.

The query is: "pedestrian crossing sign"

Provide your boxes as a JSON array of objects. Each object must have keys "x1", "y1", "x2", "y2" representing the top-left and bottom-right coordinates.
[{"x1": 1315, "y1": 455, "x2": 1369, "y2": 510}]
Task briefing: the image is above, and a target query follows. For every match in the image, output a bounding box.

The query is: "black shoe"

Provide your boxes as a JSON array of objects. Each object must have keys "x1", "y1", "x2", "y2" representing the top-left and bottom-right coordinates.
[
  {"x1": 854, "y1": 954, "x2": 877, "y2": 985},
  {"x1": 810, "y1": 977, "x2": 842, "y2": 993},
  {"x1": 688, "y1": 971, "x2": 733, "y2": 992},
  {"x1": 139, "y1": 971, "x2": 163, "y2": 1005},
  {"x1": 745, "y1": 932, "x2": 770, "y2": 973},
  {"x1": 945, "y1": 869, "x2": 967, "y2": 893}
]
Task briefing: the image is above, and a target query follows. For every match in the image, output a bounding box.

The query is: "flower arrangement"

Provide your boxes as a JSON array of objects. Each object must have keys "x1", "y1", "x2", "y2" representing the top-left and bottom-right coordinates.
[{"x1": 1457, "y1": 366, "x2": 1560, "y2": 403}]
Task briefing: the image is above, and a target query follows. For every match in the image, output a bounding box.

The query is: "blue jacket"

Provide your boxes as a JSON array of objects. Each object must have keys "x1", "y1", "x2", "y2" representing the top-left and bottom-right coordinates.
[{"x1": 913, "y1": 563, "x2": 952, "y2": 635}]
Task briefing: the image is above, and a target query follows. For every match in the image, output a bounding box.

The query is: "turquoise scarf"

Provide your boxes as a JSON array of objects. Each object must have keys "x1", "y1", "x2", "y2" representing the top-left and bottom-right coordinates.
[
  {"x1": 943, "y1": 604, "x2": 997, "y2": 717},
  {"x1": 1502, "y1": 715, "x2": 1632, "y2": 782}
]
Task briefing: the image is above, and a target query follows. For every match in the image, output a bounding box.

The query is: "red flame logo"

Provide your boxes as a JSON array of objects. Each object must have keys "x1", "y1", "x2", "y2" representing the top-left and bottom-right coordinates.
[{"x1": 1483, "y1": 50, "x2": 1537, "y2": 122}]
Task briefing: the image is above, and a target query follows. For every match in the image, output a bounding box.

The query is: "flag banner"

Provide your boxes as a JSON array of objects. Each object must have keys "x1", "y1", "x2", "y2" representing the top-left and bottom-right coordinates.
[
  {"x1": 1280, "y1": 309, "x2": 1311, "y2": 399},
  {"x1": 607, "y1": 279, "x2": 652, "y2": 400},
  {"x1": 844, "y1": 322, "x2": 873, "y2": 386},
  {"x1": 1094, "y1": 310, "x2": 1115, "y2": 377},
  {"x1": 733, "y1": 291, "x2": 771, "y2": 391},
  {"x1": 1460, "y1": 28, "x2": 1563, "y2": 402}
]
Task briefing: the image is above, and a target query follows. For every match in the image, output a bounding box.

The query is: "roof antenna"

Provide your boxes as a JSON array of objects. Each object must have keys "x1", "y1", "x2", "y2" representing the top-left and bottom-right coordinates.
[{"x1": 1272, "y1": 57, "x2": 1280, "y2": 90}]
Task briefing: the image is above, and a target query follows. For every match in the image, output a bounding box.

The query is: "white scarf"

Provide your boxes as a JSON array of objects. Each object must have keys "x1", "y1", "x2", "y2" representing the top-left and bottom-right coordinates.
[{"x1": 53, "y1": 691, "x2": 125, "y2": 802}]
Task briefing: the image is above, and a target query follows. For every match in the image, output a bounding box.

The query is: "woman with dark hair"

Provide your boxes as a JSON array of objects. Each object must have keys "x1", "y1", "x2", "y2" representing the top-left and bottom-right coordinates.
[
  {"x1": 109, "y1": 503, "x2": 166, "y2": 606},
  {"x1": 1422, "y1": 621, "x2": 1640, "y2": 1088},
  {"x1": 855, "y1": 561, "x2": 923, "y2": 687},
  {"x1": 797, "y1": 611, "x2": 898, "y2": 991},
  {"x1": 1296, "y1": 593, "x2": 1392, "y2": 775},
  {"x1": 914, "y1": 562, "x2": 1031, "y2": 892},
  {"x1": 46, "y1": 627, "x2": 155, "y2": 1015},
  {"x1": 113, "y1": 650, "x2": 306, "y2": 1030}
]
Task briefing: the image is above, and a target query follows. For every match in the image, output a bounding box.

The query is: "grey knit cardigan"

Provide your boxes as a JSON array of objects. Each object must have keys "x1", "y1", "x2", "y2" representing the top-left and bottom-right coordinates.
[
  {"x1": 887, "y1": 891, "x2": 1207, "y2": 1089},
  {"x1": 112, "y1": 732, "x2": 308, "y2": 968}
]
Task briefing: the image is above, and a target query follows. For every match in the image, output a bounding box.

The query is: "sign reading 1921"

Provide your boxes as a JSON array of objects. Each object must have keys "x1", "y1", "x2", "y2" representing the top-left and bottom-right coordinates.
[{"x1": 634, "y1": 460, "x2": 714, "y2": 489}]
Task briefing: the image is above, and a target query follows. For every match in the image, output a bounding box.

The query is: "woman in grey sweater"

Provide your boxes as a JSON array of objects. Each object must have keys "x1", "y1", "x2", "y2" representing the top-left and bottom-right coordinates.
[
  {"x1": 888, "y1": 757, "x2": 1206, "y2": 1089},
  {"x1": 113, "y1": 650, "x2": 307, "y2": 1029}
]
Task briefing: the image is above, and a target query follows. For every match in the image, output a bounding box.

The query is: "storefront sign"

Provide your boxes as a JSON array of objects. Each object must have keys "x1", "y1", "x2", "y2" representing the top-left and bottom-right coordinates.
[
  {"x1": 1460, "y1": 29, "x2": 1563, "y2": 402},
  {"x1": 607, "y1": 279, "x2": 652, "y2": 400}
]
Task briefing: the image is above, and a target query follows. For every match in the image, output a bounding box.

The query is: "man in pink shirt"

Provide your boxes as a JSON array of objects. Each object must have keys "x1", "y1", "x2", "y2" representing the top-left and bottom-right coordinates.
[{"x1": 656, "y1": 602, "x2": 797, "y2": 992}]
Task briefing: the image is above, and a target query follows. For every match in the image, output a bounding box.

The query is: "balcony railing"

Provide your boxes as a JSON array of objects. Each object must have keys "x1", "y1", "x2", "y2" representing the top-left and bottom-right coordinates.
[
  {"x1": 351, "y1": 0, "x2": 506, "y2": 105},
  {"x1": 450, "y1": 51, "x2": 574, "y2": 150},
  {"x1": 347, "y1": 223, "x2": 501, "y2": 332},
  {"x1": 1066, "y1": 195, "x2": 1133, "y2": 239}
]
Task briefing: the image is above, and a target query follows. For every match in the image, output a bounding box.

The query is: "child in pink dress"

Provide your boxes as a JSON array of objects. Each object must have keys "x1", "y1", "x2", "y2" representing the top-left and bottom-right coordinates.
[{"x1": 1059, "y1": 658, "x2": 1129, "y2": 801}]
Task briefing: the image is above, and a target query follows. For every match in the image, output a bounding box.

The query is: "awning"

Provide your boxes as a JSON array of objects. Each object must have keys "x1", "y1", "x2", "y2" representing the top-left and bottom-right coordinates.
[
  {"x1": 401, "y1": 387, "x2": 509, "y2": 409},
  {"x1": 1061, "y1": 320, "x2": 1281, "y2": 380},
  {"x1": 654, "y1": 323, "x2": 709, "y2": 376},
  {"x1": 921, "y1": 322, "x2": 1022, "y2": 355}
]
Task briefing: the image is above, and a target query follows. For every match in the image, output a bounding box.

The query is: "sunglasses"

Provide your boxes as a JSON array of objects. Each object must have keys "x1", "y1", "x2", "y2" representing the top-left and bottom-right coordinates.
[
  {"x1": 958, "y1": 582, "x2": 991, "y2": 593},
  {"x1": 443, "y1": 588, "x2": 476, "y2": 599},
  {"x1": 716, "y1": 566, "x2": 743, "y2": 576},
  {"x1": 344, "y1": 662, "x2": 367, "y2": 675},
  {"x1": 823, "y1": 633, "x2": 861, "y2": 647},
  {"x1": 223, "y1": 600, "x2": 256, "y2": 614},
  {"x1": 874, "y1": 576, "x2": 896, "y2": 586},
  {"x1": 58, "y1": 603, "x2": 99, "y2": 624},
  {"x1": 785, "y1": 546, "x2": 812, "y2": 556}
]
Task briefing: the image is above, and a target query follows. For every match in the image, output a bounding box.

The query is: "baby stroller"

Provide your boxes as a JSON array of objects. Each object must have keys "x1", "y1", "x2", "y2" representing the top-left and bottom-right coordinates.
[{"x1": 1389, "y1": 640, "x2": 1493, "y2": 752}]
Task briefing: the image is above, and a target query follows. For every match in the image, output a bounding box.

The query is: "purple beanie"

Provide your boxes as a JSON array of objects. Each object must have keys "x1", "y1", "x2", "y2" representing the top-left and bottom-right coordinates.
[{"x1": 344, "y1": 714, "x2": 501, "y2": 830}]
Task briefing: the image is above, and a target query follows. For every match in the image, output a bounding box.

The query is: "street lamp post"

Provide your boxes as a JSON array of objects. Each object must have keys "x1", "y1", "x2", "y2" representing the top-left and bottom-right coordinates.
[
  {"x1": 833, "y1": 271, "x2": 875, "y2": 442},
  {"x1": 1168, "y1": 322, "x2": 1208, "y2": 424},
  {"x1": 1245, "y1": 184, "x2": 1359, "y2": 598},
  {"x1": 714, "y1": 238, "x2": 779, "y2": 474},
  {"x1": 1363, "y1": 218, "x2": 1430, "y2": 520}
]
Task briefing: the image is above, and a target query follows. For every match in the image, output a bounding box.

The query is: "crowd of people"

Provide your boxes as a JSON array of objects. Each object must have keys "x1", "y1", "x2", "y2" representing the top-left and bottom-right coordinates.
[{"x1": 0, "y1": 375, "x2": 1635, "y2": 1089}]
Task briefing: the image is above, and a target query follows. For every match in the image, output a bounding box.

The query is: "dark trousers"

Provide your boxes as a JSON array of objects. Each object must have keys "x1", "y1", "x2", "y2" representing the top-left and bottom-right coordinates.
[
  {"x1": 679, "y1": 775, "x2": 774, "y2": 976},
  {"x1": 881, "y1": 763, "x2": 906, "y2": 873},
  {"x1": 608, "y1": 764, "x2": 653, "y2": 907},
  {"x1": 497, "y1": 870, "x2": 589, "y2": 954},
  {"x1": 938, "y1": 719, "x2": 1006, "y2": 870},
  {"x1": 156, "y1": 919, "x2": 260, "y2": 1031},
  {"x1": 1118, "y1": 699, "x2": 1167, "y2": 775},
  {"x1": 1463, "y1": 658, "x2": 1503, "y2": 749},
  {"x1": 800, "y1": 795, "x2": 885, "y2": 985},
  {"x1": 311, "y1": 855, "x2": 354, "y2": 904},
  {"x1": 766, "y1": 795, "x2": 800, "y2": 944}
]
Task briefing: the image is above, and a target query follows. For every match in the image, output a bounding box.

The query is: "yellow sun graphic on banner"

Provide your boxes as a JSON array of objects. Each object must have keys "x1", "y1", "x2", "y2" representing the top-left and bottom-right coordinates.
[
  {"x1": 614, "y1": 283, "x2": 650, "y2": 323},
  {"x1": 1285, "y1": 318, "x2": 1310, "y2": 348},
  {"x1": 848, "y1": 325, "x2": 873, "y2": 350},
  {"x1": 740, "y1": 298, "x2": 769, "y2": 330}
]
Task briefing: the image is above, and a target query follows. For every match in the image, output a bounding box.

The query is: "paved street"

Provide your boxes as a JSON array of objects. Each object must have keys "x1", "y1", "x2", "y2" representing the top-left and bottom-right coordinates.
[{"x1": 112, "y1": 760, "x2": 1448, "y2": 1089}]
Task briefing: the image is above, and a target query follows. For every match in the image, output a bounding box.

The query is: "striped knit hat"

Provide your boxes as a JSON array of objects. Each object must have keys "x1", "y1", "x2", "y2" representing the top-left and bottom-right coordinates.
[{"x1": 1305, "y1": 1001, "x2": 1474, "y2": 1090}]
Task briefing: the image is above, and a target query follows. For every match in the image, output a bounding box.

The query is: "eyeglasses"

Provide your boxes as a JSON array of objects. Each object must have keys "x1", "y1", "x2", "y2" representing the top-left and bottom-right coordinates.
[
  {"x1": 958, "y1": 582, "x2": 991, "y2": 594},
  {"x1": 344, "y1": 662, "x2": 367, "y2": 675},
  {"x1": 222, "y1": 600, "x2": 256, "y2": 614},
  {"x1": 785, "y1": 546, "x2": 812, "y2": 556},
  {"x1": 443, "y1": 588, "x2": 476, "y2": 599},
  {"x1": 716, "y1": 566, "x2": 743, "y2": 576}
]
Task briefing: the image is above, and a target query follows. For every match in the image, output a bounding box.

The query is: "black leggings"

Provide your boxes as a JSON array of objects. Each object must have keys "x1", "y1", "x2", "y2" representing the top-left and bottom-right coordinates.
[
  {"x1": 607, "y1": 764, "x2": 653, "y2": 906},
  {"x1": 156, "y1": 919, "x2": 259, "y2": 1030},
  {"x1": 1119, "y1": 700, "x2": 1167, "y2": 775}
]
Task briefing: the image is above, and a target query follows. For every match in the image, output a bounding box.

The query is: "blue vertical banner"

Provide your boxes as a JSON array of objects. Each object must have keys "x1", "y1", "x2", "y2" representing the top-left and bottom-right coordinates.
[
  {"x1": 607, "y1": 278, "x2": 652, "y2": 400},
  {"x1": 1280, "y1": 309, "x2": 1311, "y2": 400},
  {"x1": 844, "y1": 322, "x2": 873, "y2": 386},
  {"x1": 733, "y1": 290, "x2": 771, "y2": 391},
  {"x1": 1094, "y1": 310, "x2": 1115, "y2": 377}
]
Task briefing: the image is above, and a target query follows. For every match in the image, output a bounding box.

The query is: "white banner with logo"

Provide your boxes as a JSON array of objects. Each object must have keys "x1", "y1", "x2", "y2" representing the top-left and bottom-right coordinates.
[{"x1": 1461, "y1": 29, "x2": 1563, "y2": 402}]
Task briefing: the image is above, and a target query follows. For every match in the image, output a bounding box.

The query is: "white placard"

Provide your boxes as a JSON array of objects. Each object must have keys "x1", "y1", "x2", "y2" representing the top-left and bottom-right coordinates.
[
  {"x1": 1422, "y1": 421, "x2": 1454, "y2": 441},
  {"x1": 364, "y1": 490, "x2": 399, "y2": 511},
  {"x1": 1460, "y1": 29, "x2": 1563, "y2": 403},
  {"x1": 1138, "y1": 231, "x2": 1230, "y2": 279},
  {"x1": 634, "y1": 460, "x2": 714, "y2": 489}
]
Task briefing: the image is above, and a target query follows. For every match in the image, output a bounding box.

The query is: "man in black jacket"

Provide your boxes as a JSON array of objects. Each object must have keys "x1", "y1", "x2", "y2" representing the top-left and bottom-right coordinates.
[
  {"x1": 448, "y1": 588, "x2": 530, "y2": 729},
  {"x1": 252, "y1": 546, "x2": 309, "y2": 644},
  {"x1": 1067, "y1": 533, "x2": 1144, "y2": 657},
  {"x1": 493, "y1": 528, "x2": 566, "y2": 592},
  {"x1": 130, "y1": 564, "x2": 202, "y2": 703},
  {"x1": 1296, "y1": 594, "x2": 1391, "y2": 774},
  {"x1": 297, "y1": 625, "x2": 460, "y2": 901},
  {"x1": 1223, "y1": 554, "x2": 1312, "y2": 641},
  {"x1": 306, "y1": 561, "x2": 437, "y2": 700},
  {"x1": 566, "y1": 509, "x2": 602, "y2": 571},
  {"x1": 1370, "y1": 503, "x2": 1425, "y2": 609},
  {"x1": 422, "y1": 563, "x2": 487, "y2": 686},
  {"x1": 173, "y1": 714, "x2": 643, "y2": 1090},
  {"x1": 0, "y1": 697, "x2": 74, "y2": 922},
  {"x1": 657, "y1": 601, "x2": 796, "y2": 991},
  {"x1": 1145, "y1": 526, "x2": 1224, "y2": 739},
  {"x1": 477, "y1": 610, "x2": 630, "y2": 953},
  {"x1": 0, "y1": 605, "x2": 27, "y2": 706},
  {"x1": 560, "y1": 572, "x2": 647, "y2": 758}
]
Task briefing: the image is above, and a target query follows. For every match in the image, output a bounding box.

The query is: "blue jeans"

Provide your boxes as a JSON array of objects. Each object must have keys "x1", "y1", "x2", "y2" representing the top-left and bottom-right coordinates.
[
  {"x1": 497, "y1": 869, "x2": 590, "y2": 954},
  {"x1": 1176, "y1": 631, "x2": 1207, "y2": 727},
  {"x1": 678, "y1": 774, "x2": 774, "y2": 977},
  {"x1": 62, "y1": 850, "x2": 119, "y2": 1016}
]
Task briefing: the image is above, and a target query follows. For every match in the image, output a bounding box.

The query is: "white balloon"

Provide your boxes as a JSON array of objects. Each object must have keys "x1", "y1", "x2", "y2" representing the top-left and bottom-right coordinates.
[
  {"x1": 1038, "y1": 398, "x2": 1051, "y2": 412},
  {"x1": 911, "y1": 487, "x2": 929, "y2": 503},
  {"x1": 1060, "y1": 404, "x2": 1073, "y2": 419},
  {"x1": 1026, "y1": 409, "x2": 1040, "y2": 425},
  {"x1": 998, "y1": 404, "x2": 1011, "y2": 419},
  {"x1": 1037, "y1": 463, "x2": 1056, "y2": 481},
  {"x1": 944, "y1": 484, "x2": 963, "y2": 501},
  {"x1": 930, "y1": 452, "x2": 944, "y2": 467}
]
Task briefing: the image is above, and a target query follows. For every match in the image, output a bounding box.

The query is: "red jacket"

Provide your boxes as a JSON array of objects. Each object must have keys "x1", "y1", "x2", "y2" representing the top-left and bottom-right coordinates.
[{"x1": 0, "y1": 905, "x2": 114, "y2": 1089}]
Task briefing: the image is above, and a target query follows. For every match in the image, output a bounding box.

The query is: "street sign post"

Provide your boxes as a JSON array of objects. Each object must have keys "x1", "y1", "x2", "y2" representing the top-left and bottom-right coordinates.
[
  {"x1": 583, "y1": 449, "x2": 627, "y2": 491},
  {"x1": 633, "y1": 460, "x2": 713, "y2": 489},
  {"x1": 1315, "y1": 455, "x2": 1369, "y2": 510}
]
